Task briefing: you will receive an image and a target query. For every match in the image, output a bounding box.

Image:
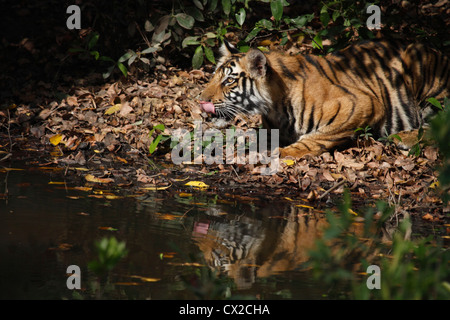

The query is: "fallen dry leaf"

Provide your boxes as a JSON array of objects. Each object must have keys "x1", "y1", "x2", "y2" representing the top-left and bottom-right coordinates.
[{"x1": 85, "y1": 174, "x2": 114, "y2": 184}]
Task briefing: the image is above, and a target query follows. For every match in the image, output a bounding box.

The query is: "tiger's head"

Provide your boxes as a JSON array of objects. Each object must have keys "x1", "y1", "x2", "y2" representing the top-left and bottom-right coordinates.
[{"x1": 199, "y1": 42, "x2": 272, "y2": 119}]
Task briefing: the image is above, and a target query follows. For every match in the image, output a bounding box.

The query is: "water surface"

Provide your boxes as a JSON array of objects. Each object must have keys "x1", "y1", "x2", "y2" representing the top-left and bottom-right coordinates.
[{"x1": 0, "y1": 165, "x2": 329, "y2": 299}]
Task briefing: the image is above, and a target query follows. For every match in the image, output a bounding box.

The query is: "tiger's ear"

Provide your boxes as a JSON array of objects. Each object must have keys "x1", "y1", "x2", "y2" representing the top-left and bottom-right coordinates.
[
  {"x1": 217, "y1": 41, "x2": 239, "y2": 67},
  {"x1": 247, "y1": 49, "x2": 267, "y2": 78},
  {"x1": 220, "y1": 41, "x2": 240, "y2": 57}
]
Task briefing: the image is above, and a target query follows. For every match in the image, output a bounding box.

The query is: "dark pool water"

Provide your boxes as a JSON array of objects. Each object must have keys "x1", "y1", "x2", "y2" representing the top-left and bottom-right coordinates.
[{"x1": 0, "y1": 165, "x2": 329, "y2": 300}]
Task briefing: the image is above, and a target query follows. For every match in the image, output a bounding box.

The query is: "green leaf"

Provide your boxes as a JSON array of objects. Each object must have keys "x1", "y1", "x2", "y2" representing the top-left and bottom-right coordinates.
[
  {"x1": 182, "y1": 36, "x2": 200, "y2": 48},
  {"x1": 444, "y1": 97, "x2": 450, "y2": 109},
  {"x1": 186, "y1": 6, "x2": 205, "y2": 22},
  {"x1": 427, "y1": 97, "x2": 443, "y2": 110},
  {"x1": 117, "y1": 62, "x2": 128, "y2": 77},
  {"x1": 332, "y1": 10, "x2": 340, "y2": 22},
  {"x1": 289, "y1": 14, "x2": 313, "y2": 28},
  {"x1": 222, "y1": 0, "x2": 231, "y2": 15},
  {"x1": 192, "y1": 45, "x2": 204, "y2": 69},
  {"x1": 87, "y1": 32, "x2": 99, "y2": 50},
  {"x1": 141, "y1": 46, "x2": 161, "y2": 54},
  {"x1": 193, "y1": 0, "x2": 203, "y2": 10},
  {"x1": 103, "y1": 65, "x2": 114, "y2": 79},
  {"x1": 209, "y1": 0, "x2": 218, "y2": 11},
  {"x1": 144, "y1": 20, "x2": 154, "y2": 32},
  {"x1": 149, "y1": 135, "x2": 162, "y2": 154},
  {"x1": 312, "y1": 33, "x2": 323, "y2": 50},
  {"x1": 281, "y1": 31, "x2": 289, "y2": 45},
  {"x1": 175, "y1": 13, "x2": 195, "y2": 29},
  {"x1": 139, "y1": 57, "x2": 150, "y2": 64},
  {"x1": 118, "y1": 51, "x2": 134, "y2": 63},
  {"x1": 257, "y1": 18, "x2": 274, "y2": 29},
  {"x1": 128, "y1": 54, "x2": 137, "y2": 66},
  {"x1": 89, "y1": 50, "x2": 100, "y2": 60},
  {"x1": 205, "y1": 32, "x2": 217, "y2": 39},
  {"x1": 235, "y1": 8, "x2": 246, "y2": 26},
  {"x1": 204, "y1": 46, "x2": 216, "y2": 64},
  {"x1": 320, "y1": 6, "x2": 330, "y2": 26},
  {"x1": 270, "y1": 0, "x2": 283, "y2": 22},
  {"x1": 245, "y1": 27, "x2": 262, "y2": 42}
]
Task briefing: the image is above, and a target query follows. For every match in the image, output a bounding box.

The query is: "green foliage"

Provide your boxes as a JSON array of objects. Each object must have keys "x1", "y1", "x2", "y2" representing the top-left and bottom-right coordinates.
[
  {"x1": 88, "y1": 237, "x2": 128, "y2": 276},
  {"x1": 371, "y1": 230, "x2": 450, "y2": 300},
  {"x1": 316, "y1": 0, "x2": 378, "y2": 52},
  {"x1": 378, "y1": 132, "x2": 401, "y2": 147},
  {"x1": 148, "y1": 124, "x2": 170, "y2": 155},
  {"x1": 308, "y1": 189, "x2": 450, "y2": 299},
  {"x1": 408, "y1": 126, "x2": 424, "y2": 157},
  {"x1": 67, "y1": 0, "x2": 446, "y2": 77},
  {"x1": 426, "y1": 97, "x2": 450, "y2": 201},
  {"x1": 355, "y1": 125, "x2": 372, "y2": 141}
]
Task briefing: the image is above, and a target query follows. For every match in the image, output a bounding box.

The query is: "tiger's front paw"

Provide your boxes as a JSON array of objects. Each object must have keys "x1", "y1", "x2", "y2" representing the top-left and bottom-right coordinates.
[{"x1": 279, "y1": 146, "x2": 311, "y2": 159}]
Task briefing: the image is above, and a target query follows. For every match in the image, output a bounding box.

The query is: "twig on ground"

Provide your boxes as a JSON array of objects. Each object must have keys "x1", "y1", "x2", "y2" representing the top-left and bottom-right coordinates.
[{"x1": 319, "y1": 179, "x2": 347, "y2": 200}]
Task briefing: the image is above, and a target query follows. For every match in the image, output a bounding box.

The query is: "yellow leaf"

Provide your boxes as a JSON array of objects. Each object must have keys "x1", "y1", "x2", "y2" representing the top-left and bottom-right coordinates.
[
  {"x1": 104, "y1": 104, "x2": 122, "y2": 115},
  {"x1": 282, "y1": 159, "x2": 295, "y2": 166},
  {"x1": 173, "y1": 177, "x2": 189, "y2": 181},
  {"x1": 157, "y1": 214, "x2": 179, "y2": 220},
  {"x1": 105, "y1": 195, "x2": 123, "y2": 200},
  {"x1": 130, "y1": 275, "x2": 161, "y2": 282},
  {"x1": 141, "y1": 183, "x2": 172, "y2": 191},
  {"x1": 0, "y1": 168, "x2": 25, "y2": 172},
  {"x1": 296, "y1": 204, "x2": 314, "y2": 209},
  {"x1": 185, "y1": 181, "x2": 209, "y2": 189},
  {"x1": 74, "y1": 186, "x2": 92, "y2": 192},
  {"x1": 48, "y1": 181, "x2": 66, "y2": 185},
  {"x1": 71, "y1": 167, "x2": 90, "y2": 171},
  {"x1": 50, "y1": 148, "x2": 63, "y2": 157},
  {"x1": 67, "y1": 196, "x2": 81, "y2": 200},
  {"x1": 259, "y1": 39, "x2": 272, "y2": 46},
  {"x1": 430, "y1": 181, "x2": 440, "y2": 189},
  {"x1": 178, "y1": 192, "x2": 193, "y2": 197},
  {"x1": 85, "y1": 174, "x2": 114, "y2": 184},
  {"x1": 349, "y1": 209, "x2": 358, "y2": 216},
  {"x1": 49, "y1": 134, "x2": 63, "y2": 146},
  {"x1": 331, "y1": 173, "x2": 345, "y2": 180},
  {"x1": 297, "y1": 34, "x2": 305, "y2": 44},
  {"x1": 116, "y1": 156, "x2": 128, "y2": 164},
  {"x1": 114, "y1": 282, "x2": 141, "y2": 286}
]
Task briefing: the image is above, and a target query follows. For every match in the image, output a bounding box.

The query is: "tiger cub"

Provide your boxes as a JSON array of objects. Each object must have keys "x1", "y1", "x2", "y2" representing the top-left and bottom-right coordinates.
[{"x1": 199, "y1": 40, "x2": 450, "y2": 159}]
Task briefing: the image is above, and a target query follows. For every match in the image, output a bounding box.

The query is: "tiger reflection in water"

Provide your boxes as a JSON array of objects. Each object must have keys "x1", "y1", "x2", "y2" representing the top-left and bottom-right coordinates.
[{"x1": 192, "y1": 204, "x2": 328, "y2": 289}]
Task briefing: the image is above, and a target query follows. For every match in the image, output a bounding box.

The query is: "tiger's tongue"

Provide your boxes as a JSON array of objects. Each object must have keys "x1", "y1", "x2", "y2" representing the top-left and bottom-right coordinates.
[{"x1": 199, "y1": 101, "x2": 215, "y2": 114}]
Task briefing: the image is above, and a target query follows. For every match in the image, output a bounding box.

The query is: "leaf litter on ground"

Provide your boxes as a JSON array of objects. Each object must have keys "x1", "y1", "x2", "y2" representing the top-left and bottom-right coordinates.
[{"x1": 0, "y1": 60, "x2": 448, "y2": 233}]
